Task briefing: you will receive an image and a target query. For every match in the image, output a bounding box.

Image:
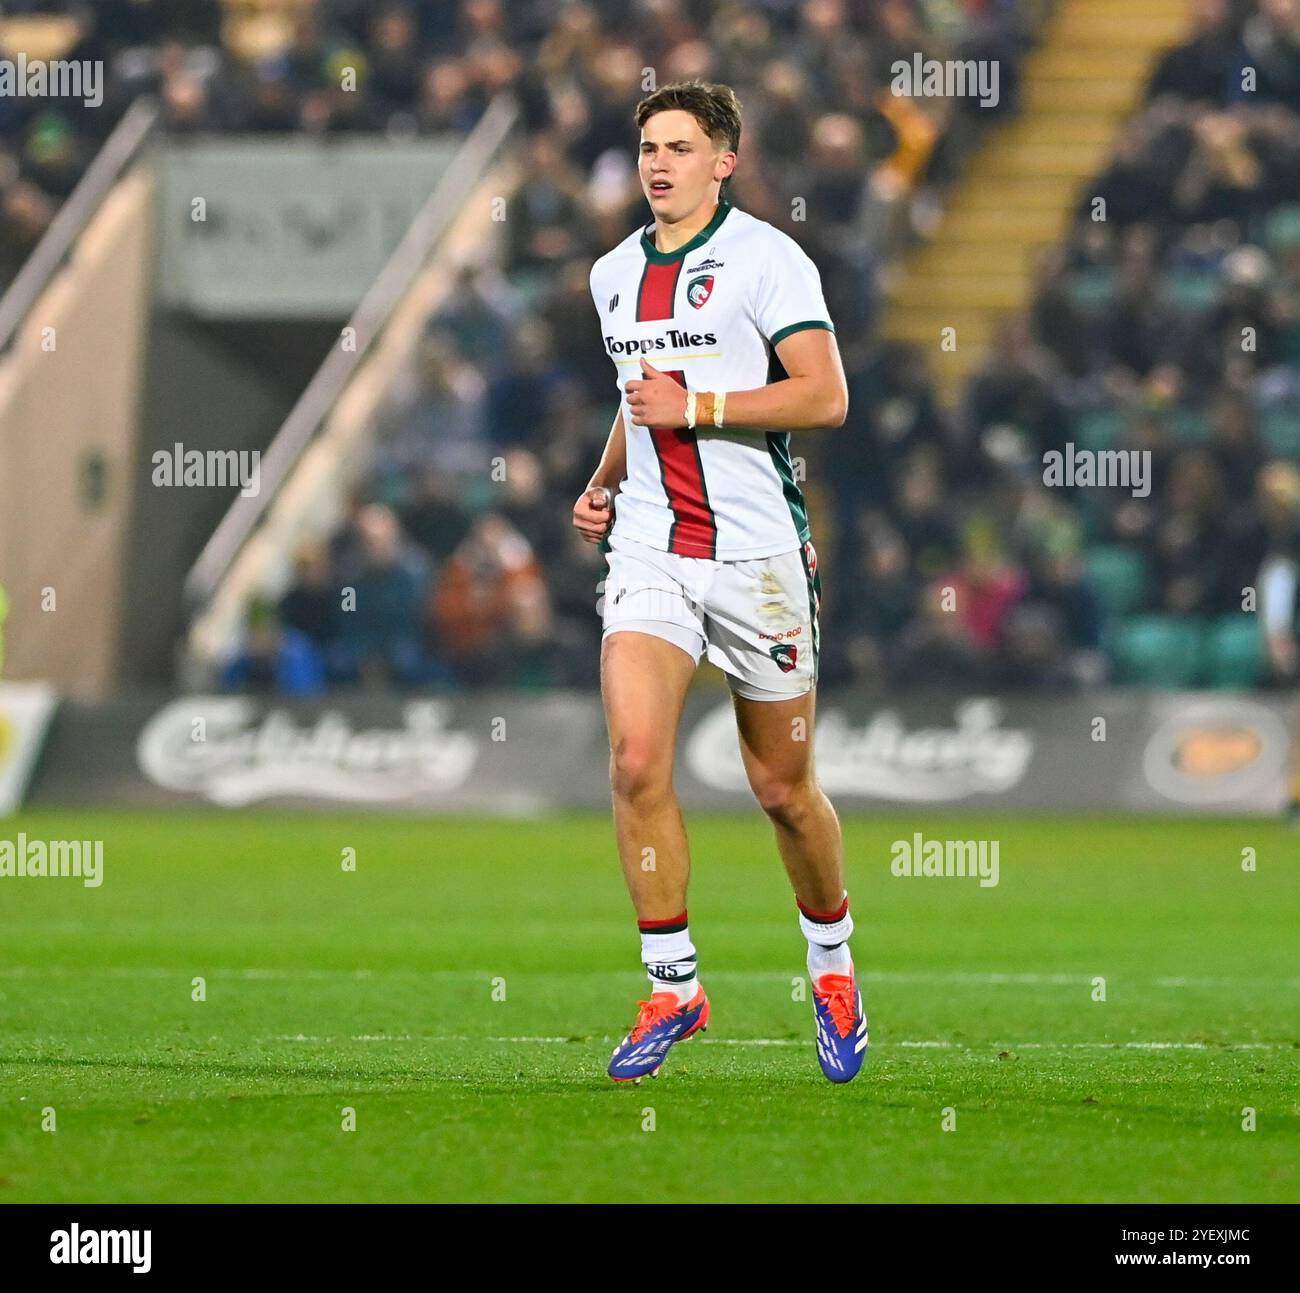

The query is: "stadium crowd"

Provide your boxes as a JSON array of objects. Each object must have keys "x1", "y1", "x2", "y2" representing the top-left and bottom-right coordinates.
[
  {"x1": 3, "y1": 1, "x2": 1297, "y2": 695},
  {"x1": 174, "y1": 0, "x2": 1036, "y2": 694}
]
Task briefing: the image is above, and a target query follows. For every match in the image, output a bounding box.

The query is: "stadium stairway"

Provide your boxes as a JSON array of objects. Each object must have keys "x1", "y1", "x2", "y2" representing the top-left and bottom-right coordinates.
[{"x1": 880, "y1": 0, "x2": 1190, "y2": 405}]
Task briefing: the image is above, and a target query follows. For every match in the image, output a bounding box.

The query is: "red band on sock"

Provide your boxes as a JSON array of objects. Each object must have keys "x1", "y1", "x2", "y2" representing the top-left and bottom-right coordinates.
[
  {"x1": 797, "y1": 895, "x2": 849, "y2": 923},
  {"x1": 638, "y1": 909, "x2": 688, "y2": 931}
]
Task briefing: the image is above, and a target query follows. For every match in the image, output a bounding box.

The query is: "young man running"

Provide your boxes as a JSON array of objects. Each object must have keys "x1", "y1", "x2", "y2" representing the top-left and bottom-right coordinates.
[{"x1": 573, "y1": 80, "x2": 866, "y2": 1084}]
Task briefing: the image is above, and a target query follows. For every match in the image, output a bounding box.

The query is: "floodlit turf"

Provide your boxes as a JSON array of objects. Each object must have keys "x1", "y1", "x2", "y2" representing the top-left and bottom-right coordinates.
[{"x1": 0, "y1": 808, "x2": 1296, "y2": 1203}]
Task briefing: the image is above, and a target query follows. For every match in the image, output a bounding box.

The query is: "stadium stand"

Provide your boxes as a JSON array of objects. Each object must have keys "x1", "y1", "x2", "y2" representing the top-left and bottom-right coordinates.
[{"x1": 6, "y1": 1, "x2": 1297, "y2": 696}]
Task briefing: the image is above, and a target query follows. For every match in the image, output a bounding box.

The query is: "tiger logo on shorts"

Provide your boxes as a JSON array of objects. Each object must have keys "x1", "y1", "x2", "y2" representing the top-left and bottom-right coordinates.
[{"x1": 769, "y1": 642, "x2": 798, "y2": 673}]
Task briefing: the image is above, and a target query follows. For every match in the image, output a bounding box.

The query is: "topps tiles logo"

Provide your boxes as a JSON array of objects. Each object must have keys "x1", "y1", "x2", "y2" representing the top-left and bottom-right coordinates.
[
  {"x1": 603, "y1": 329, "x2": 717, "y2": 357},
  {"x1": 0, "y1": 54, "x2": 103, "y2": 108},
  {"x1": 50, "y1": 1224, "x2": 151, "y2": 1273}
]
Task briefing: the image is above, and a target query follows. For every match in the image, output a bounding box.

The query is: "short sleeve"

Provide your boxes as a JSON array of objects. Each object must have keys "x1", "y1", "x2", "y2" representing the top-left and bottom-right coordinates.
[{"x1": 751, "y1": 234, "x2": 835, "y2": 347}]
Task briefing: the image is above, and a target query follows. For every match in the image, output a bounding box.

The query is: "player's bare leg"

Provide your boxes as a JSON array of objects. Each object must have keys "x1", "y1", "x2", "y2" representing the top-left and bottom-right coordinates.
[
  {"x1": 600, "y1": 629, "x2": 697, "y2": 916},
  {"x1": 601, "y1": 628, "x2": 710, "y2": 1081},
  {"x1": 731, "y1": 688, "x2": 843, "y2": 908},
  {"x1": 733, "y1": 686, "x2": 868, "y2": 1081}
]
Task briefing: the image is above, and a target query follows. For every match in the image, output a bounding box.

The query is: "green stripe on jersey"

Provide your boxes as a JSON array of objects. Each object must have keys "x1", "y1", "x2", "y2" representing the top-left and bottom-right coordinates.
[
  {"x1": 766, "y1": 431, "x2": 811, "y2": 548},
  {"x1": 768, "y1": 319, "x2": 835, "y2": 347}
]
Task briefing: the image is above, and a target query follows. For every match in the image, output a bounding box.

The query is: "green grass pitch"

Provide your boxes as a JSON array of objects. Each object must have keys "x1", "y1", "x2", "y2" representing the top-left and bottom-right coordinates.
[{"x1": 1, "y1": 808, "x2": 1296, "y2": 1203}]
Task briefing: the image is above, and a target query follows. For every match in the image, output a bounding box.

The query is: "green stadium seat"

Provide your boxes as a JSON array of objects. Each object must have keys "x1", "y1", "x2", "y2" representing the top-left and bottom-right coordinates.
[
  {"x1": 1167, "y1": 405, "x2": 1209, "y2": 445},
  {"x1": 1084, "y1": 545, "x2": 1150, "y2": 619},
  {"x1": 1113, "y1": 615, "x2": 1203, "y2": 688},
  {"x1": 1203, "y1": 615, "x2": 1266, "y2": 689},
  {"x1": 1159, "y1": 270, "x2": 1220, "y2": 315},
  {"x1": 1072, "y1": 407, "x2": 1127, "y2": 453},
  {"x1": 1065, "y1": 268, "x2": 1119, "y2": 313},
  {"x1": 1259, "y1": 407, "x2": 1300, "y2": 459},
  {"x1": 1264, "y1": 204, "x2": 1300, "y2": 253},
  {"x1": 1077, "y1": 491, "x2": 1110, "y2": 544}
]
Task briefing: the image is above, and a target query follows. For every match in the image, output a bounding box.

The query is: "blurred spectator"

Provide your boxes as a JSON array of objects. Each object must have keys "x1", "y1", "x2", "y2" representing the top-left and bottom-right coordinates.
[
  {"x1": 398, "y1": 467, "x2": 474, "y2": 561},
  {"x1": 332, "y1": 504, "x2": 434, "y2": 687},
  {"x1": 888, "y1": 450, "x2": 960, "y2": 581},
  {"x1": 429, "y1": 513, "x2": 550, "y2": 686},
  {"x1": 822, "y1": 523, "x2": 917, "y2": 687},
  {"x1": 1146, "y1": 0, "x2": 1237, "y2": 104},
  {"x1": 1254, "y1": 462, "x2": 1300, "y2": 679},
  {"x1": 220, "y1": 598, "x2": 325, "y2": 696},
  {"x1": 279, "y1": 541, "x2": 340, "y2": 653},
  {"x1": 1005, "y1": 531, "x2": 1106, "y2": 690},
  {"x1": 378, "y1": 328, "x2": 489, "y2": 479},
  {"x1": 485, "y1": 318, "x2": 564, "y2": 449},
  {"x1": 938, "y1": 518, "x2": 1029, "y2": 655}
]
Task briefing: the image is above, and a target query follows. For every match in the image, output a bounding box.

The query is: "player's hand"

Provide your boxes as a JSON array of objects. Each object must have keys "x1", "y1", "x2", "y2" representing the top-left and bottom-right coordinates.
[
  {"x1": 573, "y1": 486, "x2": 615, "y2": 543},
  {"x1": 625, "y1": 358, "x2": 688, "y2": 428}
]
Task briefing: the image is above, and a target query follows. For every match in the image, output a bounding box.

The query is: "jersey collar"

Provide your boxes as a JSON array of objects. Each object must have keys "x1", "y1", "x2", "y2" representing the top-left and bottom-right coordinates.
[{"x1": 640, "y1": 199, "x2": 732, "y2": 264}]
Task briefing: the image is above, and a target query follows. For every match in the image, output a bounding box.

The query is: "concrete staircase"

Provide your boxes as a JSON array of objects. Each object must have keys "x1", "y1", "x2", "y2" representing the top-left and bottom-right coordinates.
[{"x1": 880, "y1": 0, "x2": 1191, "y2": 404}]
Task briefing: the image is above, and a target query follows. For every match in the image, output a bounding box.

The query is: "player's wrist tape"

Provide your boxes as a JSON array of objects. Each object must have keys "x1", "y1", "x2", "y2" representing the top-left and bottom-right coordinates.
[{"x1": 685, "y1": 390, "x2": 727, "y2": 430}]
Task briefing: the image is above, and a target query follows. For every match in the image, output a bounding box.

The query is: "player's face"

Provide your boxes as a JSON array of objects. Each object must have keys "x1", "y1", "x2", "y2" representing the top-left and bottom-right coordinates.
[{"x1": 638, "y1": 109, "x2": 733, "y2": 222}]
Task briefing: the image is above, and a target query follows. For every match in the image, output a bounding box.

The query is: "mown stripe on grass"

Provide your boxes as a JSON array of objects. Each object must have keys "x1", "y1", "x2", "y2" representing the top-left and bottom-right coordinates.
[{"x1": 264, "y1": 1034, "x2": 1295, "y2": 1050}]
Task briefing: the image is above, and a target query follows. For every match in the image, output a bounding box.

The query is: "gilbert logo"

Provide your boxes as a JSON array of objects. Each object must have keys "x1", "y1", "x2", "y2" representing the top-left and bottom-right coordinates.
[
  {"x1": 50, "y1": 1224, "x2": 151, "y2": 1273},
  {"x1": 686, "y1": 274, "x2": 714, "y2": 308}
]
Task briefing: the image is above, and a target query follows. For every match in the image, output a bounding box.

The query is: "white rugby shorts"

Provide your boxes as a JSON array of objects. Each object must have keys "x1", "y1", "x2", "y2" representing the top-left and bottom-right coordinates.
[{"x1": 601, "y1": 531, "x2": 821, "y2": 700}]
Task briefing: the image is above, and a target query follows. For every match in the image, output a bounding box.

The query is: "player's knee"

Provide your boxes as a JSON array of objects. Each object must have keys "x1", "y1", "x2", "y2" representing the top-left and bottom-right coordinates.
[
  {"x1": 752, "y1": 775, "x2": 818, "y2": 826},
  {"x1": 610, "y1": 737, "x2": 672, "y2": 804}
]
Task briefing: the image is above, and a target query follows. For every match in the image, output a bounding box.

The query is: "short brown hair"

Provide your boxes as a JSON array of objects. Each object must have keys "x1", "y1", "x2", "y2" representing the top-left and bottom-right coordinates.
[{"x1": 634, "y1": 79, "x2": 742, "y2": 155}]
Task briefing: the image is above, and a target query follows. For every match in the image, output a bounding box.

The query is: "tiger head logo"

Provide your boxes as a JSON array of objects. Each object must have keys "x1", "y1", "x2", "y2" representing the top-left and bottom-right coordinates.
[
  {"x1": 768, "y1": 643, "x2": 798, "y2": 673},
  {"x1": 686, "y1": 274, "x2": 714, "y2": 309}
]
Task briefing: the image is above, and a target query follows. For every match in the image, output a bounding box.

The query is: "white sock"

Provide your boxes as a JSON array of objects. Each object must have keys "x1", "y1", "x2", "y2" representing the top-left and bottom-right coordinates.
[
  {"x1": 807, "y1": 941, "x2": 852, "y2": 981},
  {"x1": 640, "y1": 922, "x2": 698, "y2": 1004},
  {"x1": 798, "y1": 895, "x2": 854, "y2": 982}
]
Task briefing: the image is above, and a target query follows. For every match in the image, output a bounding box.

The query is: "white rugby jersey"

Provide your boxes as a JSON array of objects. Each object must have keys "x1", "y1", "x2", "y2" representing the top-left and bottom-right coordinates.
[{"x1": 589, "y1": 199, "x2": 835, "y2": 560}]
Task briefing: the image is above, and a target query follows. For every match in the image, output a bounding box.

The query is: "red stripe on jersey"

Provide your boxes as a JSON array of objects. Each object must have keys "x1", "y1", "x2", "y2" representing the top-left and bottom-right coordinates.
[
  {"x1": 652, "y1": 399, "x2": 716, "y2": 559},
  {"x1": 635, "y1": 259, "x2": 717, "y2": 559},
  {"x1": 636, "y1": 257, "x2": 681, "y2": 322}
]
